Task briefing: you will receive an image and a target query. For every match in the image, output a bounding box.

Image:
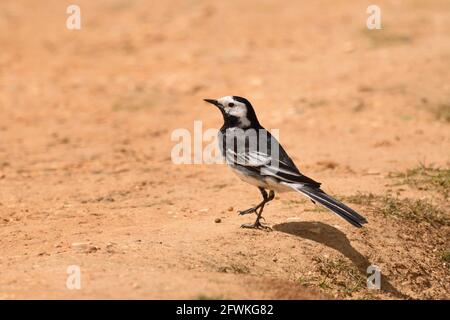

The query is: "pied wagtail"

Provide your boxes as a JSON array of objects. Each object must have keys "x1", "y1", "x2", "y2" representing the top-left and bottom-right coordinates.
[{"x1": 204, "y1": 96, "x2": 368, "y2": 230}]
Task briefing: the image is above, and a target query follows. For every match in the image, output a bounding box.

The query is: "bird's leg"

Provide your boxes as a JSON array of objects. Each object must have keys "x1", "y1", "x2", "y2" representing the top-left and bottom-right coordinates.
[
  {"x1": 238, "y1": 187, "x2": 268, "y2": 216},
  {"x1": 255, "y1": 190, "x2": 274, "y2": 223},
  {"x1": 241, "y1": 190, "x2": 275, "y2": 230}
]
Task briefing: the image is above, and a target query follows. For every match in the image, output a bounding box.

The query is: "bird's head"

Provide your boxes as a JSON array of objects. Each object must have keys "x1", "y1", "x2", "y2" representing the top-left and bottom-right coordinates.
[{"x1": 204, "y1": 96, "x2": 260, "y2": 129}]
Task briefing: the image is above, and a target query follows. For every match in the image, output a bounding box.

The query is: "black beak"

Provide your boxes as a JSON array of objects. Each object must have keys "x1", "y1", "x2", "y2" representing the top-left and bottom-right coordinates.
[{"x1": 204, "y1": 99, "x2": 221, "y2": 108}]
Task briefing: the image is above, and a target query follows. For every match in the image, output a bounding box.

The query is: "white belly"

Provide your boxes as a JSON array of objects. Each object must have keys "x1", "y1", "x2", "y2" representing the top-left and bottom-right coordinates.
[{"x1": 230, "y1": 167, "x2": 293, "y2": 192}]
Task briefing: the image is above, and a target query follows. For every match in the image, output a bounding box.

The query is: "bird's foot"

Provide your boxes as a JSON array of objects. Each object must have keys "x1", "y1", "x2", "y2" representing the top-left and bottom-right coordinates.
[
  {"x1": 240, "y1": 220, "x2": 272, "y2": 231},
  {"x1": 238, "y1": 206, "x2": 259, "y2": 216}
]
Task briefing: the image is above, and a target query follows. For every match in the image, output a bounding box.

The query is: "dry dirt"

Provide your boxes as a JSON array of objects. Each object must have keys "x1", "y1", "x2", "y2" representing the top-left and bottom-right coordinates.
[{"x1": 0, "y1": 0, "x2": 449, "y2": 299}]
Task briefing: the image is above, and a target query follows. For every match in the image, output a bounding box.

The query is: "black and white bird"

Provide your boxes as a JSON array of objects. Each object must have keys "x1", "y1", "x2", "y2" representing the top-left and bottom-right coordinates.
[{"x1": 204, "y1": 96, "x2": 367, "y2": 230}]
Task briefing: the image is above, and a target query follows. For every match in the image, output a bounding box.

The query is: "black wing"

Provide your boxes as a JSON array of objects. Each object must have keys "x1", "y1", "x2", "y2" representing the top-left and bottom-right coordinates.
[{"x1": 220, "y1": 127, "x2": 321, "y2": 188}]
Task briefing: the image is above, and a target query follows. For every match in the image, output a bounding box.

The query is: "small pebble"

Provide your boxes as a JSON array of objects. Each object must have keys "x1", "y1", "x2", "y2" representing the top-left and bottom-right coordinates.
[{"x1": 215, "y1": 218, "x2": 222, "y2": 223}]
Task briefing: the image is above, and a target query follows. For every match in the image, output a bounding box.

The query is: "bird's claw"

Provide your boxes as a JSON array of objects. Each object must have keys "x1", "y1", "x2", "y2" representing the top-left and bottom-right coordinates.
[{"x1": 240, "y1": 221, "x2": 272, "y2": 231}]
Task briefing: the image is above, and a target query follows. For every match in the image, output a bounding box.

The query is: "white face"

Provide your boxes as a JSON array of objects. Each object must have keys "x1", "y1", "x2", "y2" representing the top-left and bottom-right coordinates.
[{"x1": 217, "y1": 96, "x2": 250, "y2": 127}]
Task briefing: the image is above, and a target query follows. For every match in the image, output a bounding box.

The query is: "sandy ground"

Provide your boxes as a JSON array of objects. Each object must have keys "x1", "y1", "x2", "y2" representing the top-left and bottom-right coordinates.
[{"x1": 0, "y1": 0, "x2": 449, "y2": 299}]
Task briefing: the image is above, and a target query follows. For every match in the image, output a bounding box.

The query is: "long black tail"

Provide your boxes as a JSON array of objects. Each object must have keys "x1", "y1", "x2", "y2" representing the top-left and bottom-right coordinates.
[{"x1": 287, "y1": 184, "x2": 368, "y2": 228}]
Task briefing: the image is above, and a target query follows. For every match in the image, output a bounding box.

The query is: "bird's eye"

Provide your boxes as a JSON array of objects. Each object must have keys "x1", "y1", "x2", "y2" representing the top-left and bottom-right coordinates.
[{"x1": 228, "y1": 103, "x2": 235, "y2": 107}]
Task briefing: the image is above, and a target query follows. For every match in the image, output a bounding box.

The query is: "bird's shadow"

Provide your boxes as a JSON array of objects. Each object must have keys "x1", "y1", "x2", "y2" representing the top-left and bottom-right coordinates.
[{"x1": 273, "y1": 221, "x2": 409, "y2": 299}]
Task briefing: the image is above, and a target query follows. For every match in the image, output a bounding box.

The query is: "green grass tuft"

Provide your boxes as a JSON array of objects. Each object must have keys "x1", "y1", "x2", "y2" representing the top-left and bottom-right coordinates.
[
  {"x1": 346, "y1": 192, "x2": 378, "y2": 206},
  {"x1": 388, "y1": 164, "x2": 450, "y2": 198},
  {"x1": 362, "y1": 29, "x2": 412, "y2": 48},
  {"x1": 433, "y1": 103, "x2": 450, "y2": 123},
  {"x1": 346, "y1": 192, "x2": 448, "y2": 227},
  {"x1": 312, "y1": 257, "x2": 366, "y2": 297},
  {"x1": 441, "y1": 250, "x2": 450, "y2": 263}
]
